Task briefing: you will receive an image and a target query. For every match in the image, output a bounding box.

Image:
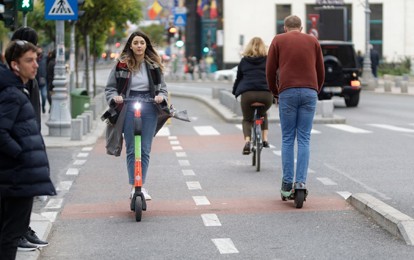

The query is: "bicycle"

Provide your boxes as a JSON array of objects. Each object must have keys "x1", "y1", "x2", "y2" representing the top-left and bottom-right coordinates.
[{"x1": 250, "y1": 102, "x2": 265, "y2": 172}]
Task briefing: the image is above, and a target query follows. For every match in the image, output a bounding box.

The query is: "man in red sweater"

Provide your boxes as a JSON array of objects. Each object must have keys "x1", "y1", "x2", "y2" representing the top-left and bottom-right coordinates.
[{"x1": 266, "y1": 15, "x2": 324, "y2": 199}]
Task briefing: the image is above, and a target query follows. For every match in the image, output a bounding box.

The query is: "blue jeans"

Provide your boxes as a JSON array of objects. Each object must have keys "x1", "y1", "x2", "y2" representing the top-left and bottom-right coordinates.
[
  {"x1": 123, "y1": 96, "x2": 158, "y2": 185},
  {"x1": 278, "y1": 88, "x2": 317, "y2": 184}
]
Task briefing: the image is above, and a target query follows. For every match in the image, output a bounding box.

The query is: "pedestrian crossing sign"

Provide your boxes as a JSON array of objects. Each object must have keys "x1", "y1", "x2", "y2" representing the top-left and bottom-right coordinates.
[{"x1": 45, "y1": 0, "x2": 78, "y2": 20}]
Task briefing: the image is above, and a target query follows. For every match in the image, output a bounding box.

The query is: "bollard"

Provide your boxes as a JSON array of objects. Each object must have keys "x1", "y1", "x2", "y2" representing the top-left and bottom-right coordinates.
[
  {"x1": 401, "y1": 81, "x2": 408, "y2": 93},
  {"x1": 83, "y1": 111, "x2": 93, "y2": 133},
  {"x1": 384, "y1": 80, "x2": 392, "y2": 92},
  {"x1": 321, "y1": 100, "x2": 334, "y2": 118},
  {"x1": 70, "y1": 119, "x2": 83, "y2": 141},
  {"x1": 77, "y1": 115, "x2": 88, "y2": 135}
]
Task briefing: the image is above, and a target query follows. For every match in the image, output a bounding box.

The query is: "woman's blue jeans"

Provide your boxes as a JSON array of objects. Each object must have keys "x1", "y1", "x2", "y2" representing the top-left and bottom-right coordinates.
[
  {"x1": 278, "y1": 88, "x2": 317, "y2": 184},
  {"x1": 123, "y1": 99, "x2": 158, "y2": 185}
]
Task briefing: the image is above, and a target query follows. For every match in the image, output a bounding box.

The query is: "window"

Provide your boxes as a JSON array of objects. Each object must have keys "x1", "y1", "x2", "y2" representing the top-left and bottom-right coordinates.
[{"x1": 276, "y1": 5, "x2": 291, "y2": 34}]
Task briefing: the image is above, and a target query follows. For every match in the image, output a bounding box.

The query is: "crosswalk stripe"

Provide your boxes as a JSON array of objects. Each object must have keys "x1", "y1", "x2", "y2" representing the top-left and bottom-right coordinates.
[
  {"x1": 194, "y1": 126, "x2": 220, "y2": 136},
  {"x1": 368, "y1": 124, "x2": 414, "y2": 133},
  {"x1": 326, "y1": 124, "x2": 372, "y2": 133}
]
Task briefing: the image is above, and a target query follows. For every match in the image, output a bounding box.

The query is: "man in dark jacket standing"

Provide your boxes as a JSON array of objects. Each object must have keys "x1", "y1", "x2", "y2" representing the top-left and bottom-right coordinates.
[
  {"x1": 266, "y1": 15, "x2": 324, "y2": 199},
  {"x1": 0, "y1": 40, "x2": 56, "y2": 259}
]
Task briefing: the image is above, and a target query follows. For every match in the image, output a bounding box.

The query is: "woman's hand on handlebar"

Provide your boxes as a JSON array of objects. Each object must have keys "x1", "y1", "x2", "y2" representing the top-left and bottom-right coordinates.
[
  {"x1": 113, "y1": 96, "x2": 124, "y2": 104},
  {"x1": 154, "y1": 95, "x2": 163, "y2": 104}
]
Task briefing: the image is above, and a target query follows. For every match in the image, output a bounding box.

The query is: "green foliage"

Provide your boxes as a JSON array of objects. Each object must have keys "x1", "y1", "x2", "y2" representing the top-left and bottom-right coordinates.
[
  {"x1": 378, "y1": 56, "x2": 412, "y2": 76},
  {"x1": 139, "y1": 24, "x2": 167, "y2": 48}
]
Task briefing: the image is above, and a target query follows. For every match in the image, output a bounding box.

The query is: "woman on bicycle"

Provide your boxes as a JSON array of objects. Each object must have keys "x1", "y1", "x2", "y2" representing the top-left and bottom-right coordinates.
[
  {"x1": 105, "y1": 31, "x2": 168, "y2": 200},
  {"x1": 232, "y1": 37, "x2": 273, "y2": 155}
]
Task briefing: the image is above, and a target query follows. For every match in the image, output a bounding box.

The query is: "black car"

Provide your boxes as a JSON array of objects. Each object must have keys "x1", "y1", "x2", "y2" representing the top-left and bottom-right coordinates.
[{"x1": 319, "y1": 41, "x2": 361, "y2": 107}]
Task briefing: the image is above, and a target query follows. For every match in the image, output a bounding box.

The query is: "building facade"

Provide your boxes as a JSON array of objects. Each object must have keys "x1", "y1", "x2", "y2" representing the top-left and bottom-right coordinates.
[{"x1": 221, "y1": 0, "x2": 414, "y2": 68}]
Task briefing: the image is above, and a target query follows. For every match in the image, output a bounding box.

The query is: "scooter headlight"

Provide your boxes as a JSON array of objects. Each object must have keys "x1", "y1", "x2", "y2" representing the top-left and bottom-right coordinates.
[{"x1": 134, "y1": 102, "x2": 141, "y2": 110}]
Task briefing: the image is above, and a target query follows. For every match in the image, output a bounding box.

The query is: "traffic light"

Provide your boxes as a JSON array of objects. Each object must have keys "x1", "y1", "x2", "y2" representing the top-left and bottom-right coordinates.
[
  {"x1": 0, "y1": 0, "x2": 18, "y2": 30},
  {"x1": 167, "y1": 26, "x2": 177, "y2": 43},
  {"x1": 77, "y1": 0, "x2": 85, "y2": 18},
  {"x1": 203, "y1": 45, "x2": 210, "y2": 54},
  {"x1": 17, "y1": 0, "x2": 33, "y2": 12}
]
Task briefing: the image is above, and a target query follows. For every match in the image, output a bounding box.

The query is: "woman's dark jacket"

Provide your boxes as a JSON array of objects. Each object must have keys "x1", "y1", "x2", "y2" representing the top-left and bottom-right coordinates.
[
  {"x1": 0, "y1": 64, "x2": 56, "y2": 198},
  {"x1": 232, "y1": 56, "x2": 270, "y2": 97}
]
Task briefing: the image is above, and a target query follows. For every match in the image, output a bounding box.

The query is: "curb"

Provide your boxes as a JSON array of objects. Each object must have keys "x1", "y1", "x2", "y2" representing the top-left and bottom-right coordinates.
[
  {"x1": 347, "y1": 193, "x2": 414, "y2": 245},
  {"x1": 172, "y1": 92, "x2": 346, "y2": 124}
]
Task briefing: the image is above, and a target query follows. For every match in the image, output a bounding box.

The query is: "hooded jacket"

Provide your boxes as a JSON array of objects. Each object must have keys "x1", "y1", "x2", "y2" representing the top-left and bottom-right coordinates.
[
  {"x1": 0, "y1": 64, "x2": 56, "y2": 197},
  {"x1": 232, "y1": 56, "x2": 270, "y2": 97}
]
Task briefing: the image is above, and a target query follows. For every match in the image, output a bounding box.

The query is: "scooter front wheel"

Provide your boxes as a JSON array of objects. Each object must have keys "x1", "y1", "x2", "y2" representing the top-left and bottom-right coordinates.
[
  {"x1": 294, "y1": 190, "x2": 305, "y2": 208},
  {"x1": 135, "y1": 197, "x2": 143, "y2": 222}
]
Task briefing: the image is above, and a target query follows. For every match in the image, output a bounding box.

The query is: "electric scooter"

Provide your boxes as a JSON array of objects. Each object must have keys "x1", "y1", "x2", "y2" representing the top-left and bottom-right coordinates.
[
  {"x1": 128, "y1": 101, "x2": 147, "y2": 222},
  {"x1": 281, "y1": 183, "x2": 308, "y2": 209}
]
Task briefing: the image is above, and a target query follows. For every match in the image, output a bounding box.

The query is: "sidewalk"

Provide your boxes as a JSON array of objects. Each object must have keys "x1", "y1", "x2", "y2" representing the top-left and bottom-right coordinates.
[{"x1": 18, "y1": 80, "x2": 414, "y2": 259}]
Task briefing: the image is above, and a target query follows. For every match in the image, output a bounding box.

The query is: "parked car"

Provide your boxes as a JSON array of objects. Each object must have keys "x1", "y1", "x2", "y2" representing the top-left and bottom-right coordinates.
[
  {"x1": 319, "y1": 40, "x2": 361, "y2": 107},
  {"x1": 214, "y1": 66, "x2": 238, "y2": 82}
]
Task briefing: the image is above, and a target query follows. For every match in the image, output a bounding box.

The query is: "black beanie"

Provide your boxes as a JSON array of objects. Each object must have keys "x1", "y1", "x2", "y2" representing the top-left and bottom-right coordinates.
[{"x1": 11, "y1": 27, "x2": 38, "y2": 46}]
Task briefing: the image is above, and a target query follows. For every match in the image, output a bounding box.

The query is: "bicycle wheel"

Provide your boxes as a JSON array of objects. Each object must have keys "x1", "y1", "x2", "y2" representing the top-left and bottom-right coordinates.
[
  {"x1": 255, "y1": 132, "x2": 262, "y2": 172},
  {"x1": 251, "y1": 126, "x2": 256, "y2": 166}
]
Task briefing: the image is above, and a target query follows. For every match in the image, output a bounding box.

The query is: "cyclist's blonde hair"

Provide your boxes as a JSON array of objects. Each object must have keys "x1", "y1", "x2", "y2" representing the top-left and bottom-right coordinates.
[{"x1": 242, "y1": 37, "x2": 267, "y2": 57}]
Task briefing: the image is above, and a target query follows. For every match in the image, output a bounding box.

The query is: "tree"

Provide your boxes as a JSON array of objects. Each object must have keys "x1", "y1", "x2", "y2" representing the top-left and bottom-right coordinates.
[{"x1": 76, "y1": 0, "x2": 143, "y2": 96}]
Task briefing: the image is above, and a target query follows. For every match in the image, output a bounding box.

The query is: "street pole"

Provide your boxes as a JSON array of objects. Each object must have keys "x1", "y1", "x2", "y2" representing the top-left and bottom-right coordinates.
[
  {"x1": 69, "y1": 21, "x2": 76, "y2": 92},
  {"x1": 46, "y1": 20, "x2": 71, "y2": 137},
  {"x1": 361, "y1": 0, "x2": 376, "y2": 89}
]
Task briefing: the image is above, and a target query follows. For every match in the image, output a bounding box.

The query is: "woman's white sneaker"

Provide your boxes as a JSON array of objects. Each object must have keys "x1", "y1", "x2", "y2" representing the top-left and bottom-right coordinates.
[{"x1": 141, "y1": 188, "x2": 152, "y2": 200}]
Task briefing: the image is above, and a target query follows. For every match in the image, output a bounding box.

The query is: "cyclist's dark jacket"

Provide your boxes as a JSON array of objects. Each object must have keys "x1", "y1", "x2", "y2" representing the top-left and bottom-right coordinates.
[
  {"x1": 0, "y1": 64, "x2": 56, "y2": 198},
  {"x1": 232, "y1": 56, "x2": 270, "y2": 97}
]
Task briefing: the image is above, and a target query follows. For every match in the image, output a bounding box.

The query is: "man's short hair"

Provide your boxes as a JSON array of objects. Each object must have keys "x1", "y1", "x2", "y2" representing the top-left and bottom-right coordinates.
[
  {"x1": 284, "y1": 15, "x2": 302, "y2": 29},
  {"x1": 5, "y1": 40, "x2": 38, "y2": 68}
]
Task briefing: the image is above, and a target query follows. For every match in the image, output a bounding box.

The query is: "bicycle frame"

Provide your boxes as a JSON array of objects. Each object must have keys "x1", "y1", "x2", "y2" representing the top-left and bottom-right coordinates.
[{"x1": 251, "y1": 106, "x2": 264, "y2": 172}]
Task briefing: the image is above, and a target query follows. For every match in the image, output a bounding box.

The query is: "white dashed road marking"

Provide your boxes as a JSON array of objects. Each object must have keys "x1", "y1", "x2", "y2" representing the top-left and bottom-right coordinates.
[
  {"x1": 194, "y1": 126, "x2": 220, "y2": 136},
  {"x1": 186, "y1": 181, "x2": 202, "y2": 190},
  {"x1": 212, "y1": 238, "x2": 239, "y2": 254},
  {"x1": 45, "y1": 198, "x2": 64, "y2": 209},
  {"x1": 368, "y1": 124, "x2": 414, "y2": 133},
  {"x1": 56, "y1": 181, "x2": 73, "y2": 191},
  {"x1": 192, "y1": 196, "x2": 211, "y2": 206},
  {"x1": 201, "y1": 214, "x2": 222, "y2": 226},
  {"x1": 182, "y1": 169, "x2": 195, "y2": 176},
  {"x1": 41, "y1": 212, "x2": 58, "y2": 222},
  {"x1": 66, "y1": 168, "x2": 79, "y2": 176},
  {"x1": 77, "y1": 152, "x2": 89, "y2": 158},
  {"x1": 73, "y1": 160, "x2": 86, "y2": 166},
  {"x1": 317, "y1": 177, "x2": 338, "y2": 186},
  {"x1": 178, "y1": 160, "x2": 190, "y2": 166},
  {"x1": 175, "y1": 152, "x2": 187, "y2": 157},
  {"x1": 326, "y1": 124, "x2": 372, "y2": 133}
]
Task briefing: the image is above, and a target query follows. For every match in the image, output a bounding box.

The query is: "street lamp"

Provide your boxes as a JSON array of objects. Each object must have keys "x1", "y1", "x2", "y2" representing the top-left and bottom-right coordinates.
[{"x1": 361, "y1": 0, "x2": 376, "y2": 89}]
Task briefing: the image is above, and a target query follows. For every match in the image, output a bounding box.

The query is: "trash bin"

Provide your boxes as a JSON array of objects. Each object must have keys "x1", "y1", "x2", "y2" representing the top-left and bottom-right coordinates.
[{"x1": 70, "y1": 89, "x2": 90, "y2": 119}]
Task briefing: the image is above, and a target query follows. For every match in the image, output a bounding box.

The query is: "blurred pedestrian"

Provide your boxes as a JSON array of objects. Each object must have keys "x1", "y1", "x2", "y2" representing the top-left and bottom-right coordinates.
[
  {"x1": 46, "y1": 49, "x2": 56, "y2": 109},
  {"x1": 370, "y1": 45, "x2": 380, "y2": 78},
  {"x1": 0, "y1": 40, "x2": 56, "y2": 260},
  {"x1": 11, "y1": 26, "x2": 51, "y2": 251},
  {"x1": 266, "y1": 15, "x2": 324, "y2": 198},
  {"x1": 36, "y1": 47, "x2": 48, "y2": 114},
  {"x1": 232, "y1": 37, "x2": 273, "y2": 155},
  {"x1": 104, "y1": 31, "x2": 168, "y2": 200},
  {"x1": 356, "y1": 50, "x2": 364, "y2": 74}
]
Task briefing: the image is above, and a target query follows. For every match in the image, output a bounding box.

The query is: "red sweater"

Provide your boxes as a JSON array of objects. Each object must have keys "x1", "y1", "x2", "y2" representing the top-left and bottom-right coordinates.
[{"x1": 266, "y1": 31, "x2": 325, "y2": 97}]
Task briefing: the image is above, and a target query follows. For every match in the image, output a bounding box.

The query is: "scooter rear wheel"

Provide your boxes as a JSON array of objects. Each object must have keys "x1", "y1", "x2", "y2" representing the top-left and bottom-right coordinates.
[
  {"x1": 294, "y1": 190, "x2": 305, "y2": 208},
  {"x1": 135, "y1": 198, "x2": 142, "y2": 222}
]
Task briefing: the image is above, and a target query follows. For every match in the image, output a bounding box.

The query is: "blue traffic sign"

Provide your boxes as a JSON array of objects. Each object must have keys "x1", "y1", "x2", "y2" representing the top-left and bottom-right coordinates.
[
  {"x1": 174, "y1": 13, "x2": 186, "y2": 26},
  {"x1": 45, "y1": 0, "x2": 78, "y2": 20}
]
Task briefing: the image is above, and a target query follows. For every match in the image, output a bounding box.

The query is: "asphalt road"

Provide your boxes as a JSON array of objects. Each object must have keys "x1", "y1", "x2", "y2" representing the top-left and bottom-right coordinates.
[{"x1": 35, "y1": 90, "x2": 414, "y2": 259}]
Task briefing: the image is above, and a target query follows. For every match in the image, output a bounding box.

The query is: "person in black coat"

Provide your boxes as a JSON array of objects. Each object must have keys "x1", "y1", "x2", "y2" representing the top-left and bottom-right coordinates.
[
  {"x1": 232, "y1": 37, "x2": 274, "y2": 155},
  {"x1": 0, "y1": 40, "x2": 56, "y2": 259}
]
